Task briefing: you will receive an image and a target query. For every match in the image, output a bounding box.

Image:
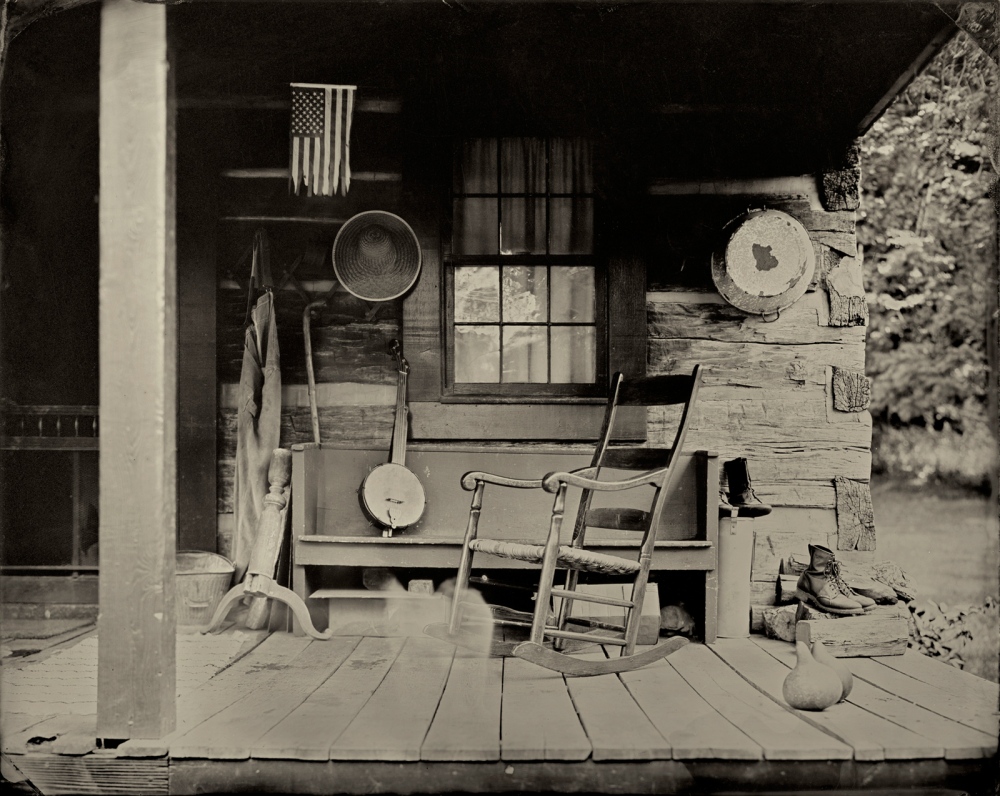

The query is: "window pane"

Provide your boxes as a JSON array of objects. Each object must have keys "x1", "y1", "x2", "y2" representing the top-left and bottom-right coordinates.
[
  {"x1": 502, "y1": 326, "x2": 548, "y2": 383},
  {"x1": 455, "y1": 325, "x2": 500, "y2": 383},
  {"x1": 500, "y1": 138, "x2": 546, "y2": 194},
  {"x1": 500, "y1": 197, "x2": 546, "y2": 254},
  {"x1": 551, "y1": 326, "x2": 595, "y2": 383},
  {"x1": 502, "y1": 266, "x2": 547, "y2": 322},
  {"x1": 455, "y1": 266, "x2": 500, "y2": 322},
  {"x1": 549, "y1": 198, "x2": 593, "y2": 254},
  {"x1": 551, "y1": 267, "x2": 595, "y2": 322},
  {"x1": 550, "y1": 138, "x2": 593, "y2": 193},
  {"x1": 453, "y1": 198, "x2": 498, "y2": 255},
  {"x1": 455, "y1": 138, "x2": 497, "y2": 193}
]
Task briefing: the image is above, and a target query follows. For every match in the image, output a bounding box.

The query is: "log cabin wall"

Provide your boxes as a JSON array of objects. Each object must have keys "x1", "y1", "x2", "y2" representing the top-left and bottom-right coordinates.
[
  {"x1": 213, "y1": 98, "x2": 407, "y2": 557},
  {"x1": 0, "y1": 2, "x2": 954, "y2": 622},
  {"x1": 213, "y1": 152, "x2": 875, "y2": 583},
  {"x1": 173, "y1": 3, "x2": 942, "y2": 575},
  {"x1": 639, "y1": 179, "x2": 874, "y2": 612}
]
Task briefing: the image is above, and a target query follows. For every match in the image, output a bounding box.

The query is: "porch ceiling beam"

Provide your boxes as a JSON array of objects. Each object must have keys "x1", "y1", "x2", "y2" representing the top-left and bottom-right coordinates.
[
  {"x1": 3, "y1": 0, "x2": 961, "y2": 37},
  {"x1": 855, "y1": 19, "x2": 956, "y2": 135},
  {"x1": 97, "y1": 0, "x2": 177, "y2": 741}
]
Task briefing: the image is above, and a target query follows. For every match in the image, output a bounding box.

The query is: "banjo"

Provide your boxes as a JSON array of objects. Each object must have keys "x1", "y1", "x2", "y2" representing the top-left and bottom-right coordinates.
[{"x1": 360, "y1": 340, "x2": 426, "y2": 536}]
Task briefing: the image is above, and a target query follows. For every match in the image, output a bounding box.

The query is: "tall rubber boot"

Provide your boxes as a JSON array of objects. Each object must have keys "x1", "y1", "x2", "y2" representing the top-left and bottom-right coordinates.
[
  {"x1": 794, "y1": 544, "x2": 865, "y2": 616},
  {"x1": 723, "y1": 457, "x2": 772, "y2": 518}
]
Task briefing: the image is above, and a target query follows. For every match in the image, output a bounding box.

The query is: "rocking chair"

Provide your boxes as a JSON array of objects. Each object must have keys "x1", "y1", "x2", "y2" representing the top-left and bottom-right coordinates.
[{"x1": 426, "y1": 365, "x2": 703, "y2": 676}]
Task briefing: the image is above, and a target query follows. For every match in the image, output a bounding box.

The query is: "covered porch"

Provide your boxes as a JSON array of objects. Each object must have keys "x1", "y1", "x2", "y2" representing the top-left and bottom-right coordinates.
[
  {"x1": 2, "y1": 625, "x2": 996, "y2": 794},
  {"x1": 2, "y1": 0, "x2": 998, "y2": 793}
]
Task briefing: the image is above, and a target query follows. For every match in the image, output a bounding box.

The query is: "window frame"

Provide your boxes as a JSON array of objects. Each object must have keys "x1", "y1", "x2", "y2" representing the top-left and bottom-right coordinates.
[
  {"x1": 443, "y1": 256, "x2": 609, "y2": 400},
  {"x1": 444, "y1": 137, "x2": 606, "y2": 399},
  {"x1": 401, "y1": 135, "x2": 646, "y2": 441}
]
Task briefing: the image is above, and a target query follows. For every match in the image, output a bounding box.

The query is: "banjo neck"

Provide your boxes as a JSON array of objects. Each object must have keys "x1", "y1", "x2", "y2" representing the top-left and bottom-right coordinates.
[{"x1": 389, "y1": 362, "x2": 409, "y2": 466}]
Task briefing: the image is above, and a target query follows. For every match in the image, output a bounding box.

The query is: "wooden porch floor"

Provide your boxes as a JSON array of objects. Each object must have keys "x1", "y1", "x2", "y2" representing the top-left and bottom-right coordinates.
[{"x1": 2, "y1": 628, "x2": 997, "y2": 795}]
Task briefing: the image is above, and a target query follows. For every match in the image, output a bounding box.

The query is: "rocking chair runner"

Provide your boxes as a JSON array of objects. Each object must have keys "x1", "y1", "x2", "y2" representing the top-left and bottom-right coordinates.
[{"x1": 427, "y1": 365, "x2": 704, "y2": 676}]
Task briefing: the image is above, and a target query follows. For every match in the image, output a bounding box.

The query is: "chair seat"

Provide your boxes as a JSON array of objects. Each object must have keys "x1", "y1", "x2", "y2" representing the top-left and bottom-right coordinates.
[{"x1": 469, "y1": 539, "x2": 641, "y2": 575}]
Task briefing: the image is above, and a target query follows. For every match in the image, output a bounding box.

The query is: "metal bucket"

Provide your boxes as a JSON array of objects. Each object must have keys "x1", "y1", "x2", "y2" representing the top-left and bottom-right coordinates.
[{"x1": 175, "y1": 551, "x2": 234, "y2": 626}]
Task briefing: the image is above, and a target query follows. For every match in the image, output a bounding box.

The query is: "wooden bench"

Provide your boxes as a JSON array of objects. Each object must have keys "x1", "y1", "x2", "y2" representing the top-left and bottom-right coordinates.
[{"x1": 290, "y1": 443, "x2": 719, "y2": 641}]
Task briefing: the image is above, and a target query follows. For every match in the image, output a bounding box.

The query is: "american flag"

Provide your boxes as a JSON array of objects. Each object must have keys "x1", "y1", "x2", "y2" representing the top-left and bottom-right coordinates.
[{"x1": 290, "y1": 83, "x2": 356, "y2": 197}]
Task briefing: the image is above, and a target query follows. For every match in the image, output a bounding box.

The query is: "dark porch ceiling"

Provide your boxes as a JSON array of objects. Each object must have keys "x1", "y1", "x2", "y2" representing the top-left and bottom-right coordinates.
[{"x1": 168, "y1": 1, "x2": 957, "y2": 176}]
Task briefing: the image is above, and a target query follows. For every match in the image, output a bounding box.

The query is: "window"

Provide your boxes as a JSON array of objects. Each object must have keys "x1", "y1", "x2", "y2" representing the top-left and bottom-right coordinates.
[
  {"x1": 446, "y1": 138, "x2": 606, "y2": 397},
  {"x1": 401, "y1": 135, "x2": 645, "y2": 441}
]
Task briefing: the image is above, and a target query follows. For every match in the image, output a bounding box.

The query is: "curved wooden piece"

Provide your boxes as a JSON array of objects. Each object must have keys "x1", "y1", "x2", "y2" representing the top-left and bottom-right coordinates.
[
  {"x1": 262, "y1": 581, "x2": 333, "y2": 641},
  {"x1": 541, "y1": 466, "x2": 668, "y2": 494},
  {"x1": 460, "y1": 471, "x2": 546, "y2": 491},
  {"x1": 200, "y1": 584, "x2": 248, "y2": 635},
  {"x1": 512, "y1": 636, "x2": 690, "y2": 676}
]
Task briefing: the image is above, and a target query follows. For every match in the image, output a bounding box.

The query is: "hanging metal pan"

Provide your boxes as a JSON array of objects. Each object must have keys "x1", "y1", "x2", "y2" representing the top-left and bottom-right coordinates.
[
  {"x1": 332, "y1": 210, "x2": 422, "y2": 302},
  {"x1": 711, "y1": 208, "x2": 815, "y2": 321}
]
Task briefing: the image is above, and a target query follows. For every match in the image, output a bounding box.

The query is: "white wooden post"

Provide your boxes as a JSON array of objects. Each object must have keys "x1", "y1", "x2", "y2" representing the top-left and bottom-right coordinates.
[{"x1": 97, "y1": 0, "x2": 177, "y2": 741}]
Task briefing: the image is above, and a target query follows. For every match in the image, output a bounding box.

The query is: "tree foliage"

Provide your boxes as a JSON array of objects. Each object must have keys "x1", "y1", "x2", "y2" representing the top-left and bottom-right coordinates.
[{"x1": 859, "y1": 32, "x2": 997, "y2": 436}]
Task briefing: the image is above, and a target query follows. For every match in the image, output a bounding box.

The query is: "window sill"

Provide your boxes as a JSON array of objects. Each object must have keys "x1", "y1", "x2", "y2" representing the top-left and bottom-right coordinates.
[{"x1": 438, "y1": 393, "x2": 607, "y2": 405}]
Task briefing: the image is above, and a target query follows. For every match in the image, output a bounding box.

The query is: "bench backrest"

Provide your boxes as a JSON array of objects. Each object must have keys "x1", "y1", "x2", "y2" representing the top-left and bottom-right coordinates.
[{"x1": 292, "y1": 443, "x2": 713, "y2": 544}]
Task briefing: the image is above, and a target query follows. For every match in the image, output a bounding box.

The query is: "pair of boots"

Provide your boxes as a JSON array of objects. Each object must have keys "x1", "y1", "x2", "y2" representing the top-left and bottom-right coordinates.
[
  {"x1": 722, "y1": 457, "x2": 772, "y2": 518},
  {"x1": 795, "y1": 544, "x2": 876, "y2": 615}
]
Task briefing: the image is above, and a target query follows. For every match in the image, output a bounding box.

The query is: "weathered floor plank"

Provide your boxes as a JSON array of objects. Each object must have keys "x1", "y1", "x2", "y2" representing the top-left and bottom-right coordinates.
[
  {"x1": 849, "y1": 656, "x2": 999, "y2": 738},
  {"x1": 564, "y1": 653, "x2": 672, "y2": 761},
  {"x1": 667, "y1": 643, "x2": 852, "y2": 761},
  {"x1": 420, "y1": 648, "x2": 503, "y2": 761},
  {"x1": 117, "y1": 632, "x2": 312, "y2": 758},
  {"x1": 171, "y1": 639, "x2": 360, "y2": 759},
  {"x1": 754, "y1": 638, "x2": 995, "y2": 760},
  {"x1": 876, "y1": 650, "x2": 999, "y2": 706},
  {"x1": 0, "y1": 713, "x2": 59, "y2": 752},
  {"x1": 500, "y1": 656, "x2": 592, "y2": 761},
  {"x1": 728, "y1": 638, "x2": 942, "y2": 760},
  {"x1": 619, "y1": 655, "x2": 762, "y2": 761},
  {"x1": 3, "y1": 713, "x2": 98, "y2": 757},
  {"x1": 254, "y1": 636, "x2": 404, "y2": 761},
  {"x1": 329, "y1": 636, "x2": 454, "y2": 761}
]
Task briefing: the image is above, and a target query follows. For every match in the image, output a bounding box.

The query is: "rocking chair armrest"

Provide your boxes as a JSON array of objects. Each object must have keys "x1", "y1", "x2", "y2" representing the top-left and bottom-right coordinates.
[
  {"x1": 541, "y1": 466, "x2": 669, "y2": 494},
  {"x1": 460, "y1": 470, "x2": 545, "y2": 491},
  {"x1": 461, "y1": 464, "x2": 602, "y2": 492}
]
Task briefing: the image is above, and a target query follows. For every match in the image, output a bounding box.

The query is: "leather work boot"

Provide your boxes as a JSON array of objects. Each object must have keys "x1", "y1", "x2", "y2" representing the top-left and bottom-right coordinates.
[
  {"x1": 794, "y1": 544, "x2": 865, "y2": 615},
  {"x1": 829, "y1": 559, "x2": 877, "y2": 612},
  {"x1": 723, "y1": 458, "x2": 772, "y2": 518}
]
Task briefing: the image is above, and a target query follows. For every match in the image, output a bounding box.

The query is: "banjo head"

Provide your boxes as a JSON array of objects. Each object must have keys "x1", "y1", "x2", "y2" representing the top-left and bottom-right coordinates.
[{"x1": 361, "y1": 462, "x2": 426, "y2": 529}]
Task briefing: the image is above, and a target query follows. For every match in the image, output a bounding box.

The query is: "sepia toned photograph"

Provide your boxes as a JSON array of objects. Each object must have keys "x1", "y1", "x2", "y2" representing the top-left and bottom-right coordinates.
[{"x1": 0, "y1": 1, "x2": 997, "y2": 794}]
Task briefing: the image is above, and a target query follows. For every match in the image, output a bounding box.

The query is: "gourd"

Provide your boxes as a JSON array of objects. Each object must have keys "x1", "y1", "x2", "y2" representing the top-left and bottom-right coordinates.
[
  {"x1": 782, "y1": 640, "x2": 842, "y2": 710},
  {"x1": 812, "y1": 641, "x2": 854, "y2": 702}
]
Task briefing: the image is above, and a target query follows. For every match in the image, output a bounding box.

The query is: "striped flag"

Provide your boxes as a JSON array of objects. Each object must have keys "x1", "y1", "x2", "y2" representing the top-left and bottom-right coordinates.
[{"x1": 290, "y1": 83, "x2": 356, "y2": 197}]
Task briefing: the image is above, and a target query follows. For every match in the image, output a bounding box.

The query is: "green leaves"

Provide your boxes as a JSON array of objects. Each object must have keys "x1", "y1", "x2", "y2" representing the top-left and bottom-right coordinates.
[{"x1": 860, "y1": 32, "x2": 997, "y2": 438}]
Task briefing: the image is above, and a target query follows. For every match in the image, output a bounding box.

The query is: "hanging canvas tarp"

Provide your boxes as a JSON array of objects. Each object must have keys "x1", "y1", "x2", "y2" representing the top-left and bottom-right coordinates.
[{"x1": 233, "y1": 233, "x2": 281, "y2": 582}]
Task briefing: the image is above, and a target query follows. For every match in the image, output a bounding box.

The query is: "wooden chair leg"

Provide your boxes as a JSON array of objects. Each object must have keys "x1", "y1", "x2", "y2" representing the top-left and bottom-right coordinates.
[
  {"x1": 449, "y1": 482, "x2": 484, "y2": 634},
  {"x1": 553, "y1": 569, "x2": 581, "y2": 651},
  {"x1": 530, "y1": 486, "x2": 567, "y2": 644},
  {"x1": 622, "y1": 559, "x2": 653, "y2": 656}
]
